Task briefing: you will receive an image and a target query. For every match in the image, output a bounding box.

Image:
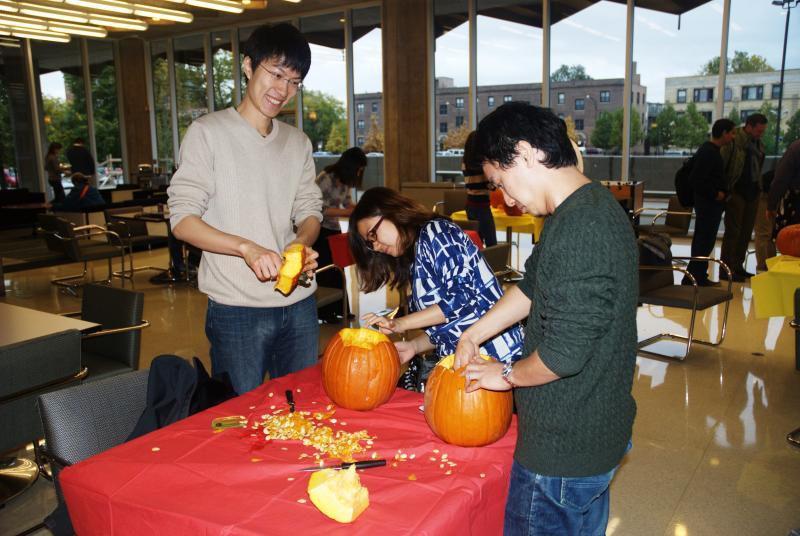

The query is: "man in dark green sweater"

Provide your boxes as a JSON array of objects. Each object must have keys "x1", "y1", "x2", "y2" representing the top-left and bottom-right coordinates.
[{"x1": 455, "y1": 102, "x2": 638, "y2": 535}]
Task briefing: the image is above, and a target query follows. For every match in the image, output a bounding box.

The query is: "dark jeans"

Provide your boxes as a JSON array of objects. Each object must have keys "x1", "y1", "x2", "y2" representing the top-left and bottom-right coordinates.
[
  {"x1": 466, "y1": 204, "x2": 498, "y2": 247},
  {"x1": 205, "y1": 295, "x2": 319, "y2": 394},
  {"x1": 722, "y1": 192, "x2": 758, "y2": 274},
  {"x1": 687, "y1": 195, "x2": 724, "y2": 282},
  {"x1": 48, "y1": 178, "x2": 65, "y2": 202},
  {"x1": 504, "y1": 443, "x2": 630, "y2": 536}
]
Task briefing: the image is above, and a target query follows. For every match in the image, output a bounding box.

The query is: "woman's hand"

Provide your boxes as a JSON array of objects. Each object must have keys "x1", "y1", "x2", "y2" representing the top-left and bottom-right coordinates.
[
  {"x1": 394, "y1": 340, "x2": 417, "y2": 364},
  {"x1": 463, "y1": 358, "x2": 510, "y2": 393},
  {"x1": 454, "y1": 333, "x2": 481, "y2": 370},
  {"x1": 361, "y1": 313, "x2": 405, "y2": 334}
]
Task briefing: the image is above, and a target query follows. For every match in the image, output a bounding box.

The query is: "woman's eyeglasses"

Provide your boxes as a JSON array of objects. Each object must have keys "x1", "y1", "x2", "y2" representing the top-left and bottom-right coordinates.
[{"x1": 365, "y1": 216, "x2": 384, "y2": 251}]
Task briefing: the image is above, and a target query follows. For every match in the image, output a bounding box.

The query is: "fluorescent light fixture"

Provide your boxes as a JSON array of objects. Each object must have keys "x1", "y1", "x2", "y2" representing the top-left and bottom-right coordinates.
[
  {"x1": 48, "y1": 21, "x2": 107, "y2": 37},
  {"x1": 282, "y1": 0, "x2": 301, "y2": 3},
  {"x1": 0, "y1": 13, "x2": 48, "y2": 30},
  {"x1": 0, "y1": 0, "x2": 17, "y2": 14},
  {"x1": 89, "y1": 13, "x2": 147, "y2": 30},
  {"x1": 18, "y1": 2, "x2": 89, "y2": 23},
  {"x1": 0, "y1": 39, "x2": 20, "y2": 47},
  {"x1": 65, "y1": 0, "x2": 134, "y2": 15},
  {"x1": 0, "y1": 28, "x2": 10, "y2": 34},
  {"x1": 185, "y1": 0, "x2": 242, "y2": 13},
  {"x1": 12, "y1": 27, "x2": 70, "y2": 41},
  {"x1": 133, "y1": 4, "x2": 192, "y2": 23}
]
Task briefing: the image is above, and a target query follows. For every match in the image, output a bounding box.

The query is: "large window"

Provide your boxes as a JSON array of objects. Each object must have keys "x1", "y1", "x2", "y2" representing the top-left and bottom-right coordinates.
[
  {"x1": 300, "y1": 12, "x2": 346, "y2": 153},
  {"x1": 693, "y1": 88, "x2": 714, "y2": 103},
  {"x1": 353, "y1": 6, "x2": 382, "y2": 153},
  {"x1": 212, "y1": 30, "x2": 234, "y2": 111},
  {"x1": 151, "y1": 40, "x2": 174, "y2": 172},
  {"x1": 173, "y1": 34, "x2": 208, "y2": 143},
  {"x1": 742, "y1": 86, "x2": 763, "y2": 101},
  {"x1": 434, "y1": 0, "x2": 467, "y2": 152},
  {"x1": 0, "y1": 47, "x2": 20, "y2": 187},
  {"x1": 87, "y1": 40, "x2": 121, "y2": 184}
]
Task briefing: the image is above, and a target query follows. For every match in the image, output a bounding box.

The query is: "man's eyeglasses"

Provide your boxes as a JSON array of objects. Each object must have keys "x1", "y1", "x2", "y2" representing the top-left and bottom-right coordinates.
[
  {"x1": 365, "y1": 216, "x2": 384, "y2": 251},
  {"x1": 258, "y1": 63, "x2": 303, "y2": 91},
  {"x1": 486, "y1": 181, "x2": 501, "y2": 191}
]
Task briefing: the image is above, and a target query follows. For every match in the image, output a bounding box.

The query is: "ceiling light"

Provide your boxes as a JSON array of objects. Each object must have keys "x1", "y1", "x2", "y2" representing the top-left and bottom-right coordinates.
[
  {"x1": 65, "y1": 0, "x2": 134, "y2": 15},
  {"x1": 0, "y1": 0, "x2": 17, "y2": 14},
  {"x1": 0, "y1": 13, "x2": 48, "y2": 30},
  {"x1": 89, "y1": 13, "x2": 147, "y2": 30},
  {"x1": 133, "y1": 4, "x2": 191, "y2": 22},
  {"x1": 0, "y1": 28, "x2": 9, "y2": 34},
  {"x1": 18, "y1": 2, "x2": 89, "y2": 23},
  {"x1": 49, "y1": 20, "x2": 107, "y2": 37},
  {"x1": 282, "y1": 0, "x2": 301, "y2": 3},
  {"x1": 185, "y1": 0, "x2": 242, "y2": 13},
  {"x1": 0, "y1": 39, "x2": 20, "y2": 47},
  {"x1": 12, "y1": 27, "x2": 70, "y2": 41}
]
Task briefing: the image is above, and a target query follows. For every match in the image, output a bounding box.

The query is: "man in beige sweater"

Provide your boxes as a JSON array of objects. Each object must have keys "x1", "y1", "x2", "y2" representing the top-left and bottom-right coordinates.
[{"x1": 168, "y1": 23, "x2": 323, "y2": 394}]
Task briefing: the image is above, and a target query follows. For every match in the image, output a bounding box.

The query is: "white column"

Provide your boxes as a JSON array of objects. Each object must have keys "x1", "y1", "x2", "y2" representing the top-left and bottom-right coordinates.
[
  {"x1": 541, "y1": 0, "x2": 550, "y2": 107},
  {"x1": 621, "y1": 0, "x2": 634, "y2": 182},
  {"x1": 715, "y1": 0, "x2": 731, "y2": 122}
]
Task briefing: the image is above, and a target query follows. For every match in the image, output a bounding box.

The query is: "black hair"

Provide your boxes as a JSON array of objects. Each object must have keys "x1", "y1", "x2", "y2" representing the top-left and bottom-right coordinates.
[
  {"x1": 47, "y1": 142, "x2": 62, "y2": 155},
  {"x1": 243, "y1": 22, "x2": 311, "y2": 79},
  {"x1": 474, "y1": 102, "x2": 577, "y2": 170},
  {"x1": 745, "y1": 113, "x2": 768, "y2": 128},
  {"x1": 72, "y1": 138, "x2": 84, "y2": 145},
  {"x1": 711, "y1": 118, "x2": 736, "y2": 138},
  {"x1": 462, "y1": 131, "x2": 482, "y2": 176},
  {"x1": 324, "y1": 147, "x2": 367, "y2": 188},
  {"x1": 348, "y1": 187, "x2": 439, "y2": 292}
]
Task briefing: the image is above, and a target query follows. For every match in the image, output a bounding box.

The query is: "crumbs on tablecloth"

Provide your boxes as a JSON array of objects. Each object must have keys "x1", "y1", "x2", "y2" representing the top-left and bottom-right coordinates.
[{"x1": 151, "y1": 447, "x2": 160, "y2": 452}]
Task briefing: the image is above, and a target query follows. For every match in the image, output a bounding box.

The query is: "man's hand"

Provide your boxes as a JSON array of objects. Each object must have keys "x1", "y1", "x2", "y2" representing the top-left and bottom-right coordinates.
[
  {"x1": 454, "y1": 333, "x2": 481, "y2": 370},
  {"x1": 239, "y1": 242, "x2": 283, "y2": 282},
  {"x1": 291, "y1": 243, "x2": 319, "y2": 278},
  {"x1": 394, "y1": 340, "x2": 417, "y2": 364},
  {"x1": 463, "y1": 358, "x2": 511, "y2": 393}
]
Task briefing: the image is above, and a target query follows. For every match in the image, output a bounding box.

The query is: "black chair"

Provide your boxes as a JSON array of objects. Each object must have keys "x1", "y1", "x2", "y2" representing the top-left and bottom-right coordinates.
[
  {"x1": 104, "y1": 207, "x2": 168, "y2": 279},
  {"x1": 37, "y1": 369, "x2": 148, "y2": 535},
  {"x1": 637, "y1": 195, "x2": 693, "y2": 238},
  {"x1": 638, "y1": 256, "x2": 733, "y2": 360},
  {"x1": 68, "y1": 284, "x2": 149, "y2": 382},
  {"x1": 481, "y1": 242, "x2": 523, "y2": 285},
  {"x1": 0, "y1": 330, "x2": 85, "y2": 505},
  {"x1": 37, "y1": 214, "x2": 128, "y2": 294}
]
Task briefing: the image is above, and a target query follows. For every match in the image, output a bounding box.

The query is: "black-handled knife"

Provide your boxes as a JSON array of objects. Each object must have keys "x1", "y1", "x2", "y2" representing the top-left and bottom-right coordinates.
[
  {"x1": 285, "y1": 389, "x2": 295, "y2": 413},
  {"x1": 299, "y1": 459, "x2": 387, "y2": 472}
]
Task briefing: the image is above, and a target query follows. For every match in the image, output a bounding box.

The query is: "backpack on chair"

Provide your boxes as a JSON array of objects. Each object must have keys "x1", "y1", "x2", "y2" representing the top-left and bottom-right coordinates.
[{"x1": 674, "y1": 156, "x2": 696, "y2": 208}]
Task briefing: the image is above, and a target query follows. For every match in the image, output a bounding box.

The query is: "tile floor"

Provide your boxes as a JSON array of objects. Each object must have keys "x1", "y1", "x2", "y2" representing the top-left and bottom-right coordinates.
[{"x1": 1, "y1": 234, "x2": 799, "y2": 536}]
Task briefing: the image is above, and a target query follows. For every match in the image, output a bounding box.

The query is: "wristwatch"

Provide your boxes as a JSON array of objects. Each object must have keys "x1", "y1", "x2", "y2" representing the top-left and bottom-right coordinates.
[{"x1": 501, "y1": 362, "x2": 517, "y2": 389}]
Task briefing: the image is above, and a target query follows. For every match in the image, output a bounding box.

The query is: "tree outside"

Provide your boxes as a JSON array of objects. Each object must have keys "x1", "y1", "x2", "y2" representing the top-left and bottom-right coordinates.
[
  {"x1": 0, "y1": 77, "x2": 16, "y2": 172},
  {"x1": 302, "y1": 90, "x2": 346, "y2": 153},
  {"x1": 651, "y1": 104, "x2": 680, "y2": 150},
  {"x1": 698, "y1": 50, "x2": 774, "y2": 75},
  {"x1": 727, "y1": 106, "x2": 741, "y2": 126},
  {"x1": 443, "y1": 124, "x2": 471, "y2": 150},
  {"x1": 362, "y1": 114, "x2": 384, "y2": 153},
  {"x1": 590, "y1": 108, "x2": 642, "y2": 153},
  {"x1": 674, "y1": 103, "x2": 709, "y2": 152},
  {"x1": 550, "y1": 64, "x2": 592, "y2": 82},
  {"x1": 325, "y1": 121, "x2": 347, "y2": 154},
  {"x1": 784, "y1": 108, "x2": 800, "y2": 148}
]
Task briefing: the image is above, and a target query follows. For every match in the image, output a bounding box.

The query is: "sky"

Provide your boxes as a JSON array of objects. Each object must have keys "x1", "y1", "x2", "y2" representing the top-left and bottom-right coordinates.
[{"x1": 41, "y1": 0, "x2": 799, "y2": 105}]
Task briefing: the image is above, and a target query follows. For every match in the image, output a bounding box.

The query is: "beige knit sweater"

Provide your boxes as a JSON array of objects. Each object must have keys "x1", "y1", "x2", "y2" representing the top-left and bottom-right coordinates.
[{"x1": 168, "y1": 108, "x2": 323, "y2": 308}]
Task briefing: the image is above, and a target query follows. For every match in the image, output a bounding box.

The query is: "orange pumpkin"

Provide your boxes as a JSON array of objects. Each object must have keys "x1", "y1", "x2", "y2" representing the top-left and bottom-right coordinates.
[
  {"x1": 275, "y1": 244, "x2": 305, "y2": 296},
  {"x1": 424, "y1": 354, "x2": 513, "y2": 447},
  {"x1": 776, "y1": 224, "x2": 800, "y2": 257},
  {"x1": 321, "y1": 328, "x2": 400, "y2": 411}
]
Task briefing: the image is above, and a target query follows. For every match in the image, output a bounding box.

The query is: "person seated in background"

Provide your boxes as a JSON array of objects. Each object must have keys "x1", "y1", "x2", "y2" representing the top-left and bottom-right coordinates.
[
  {"x1": 313, "y1": 147, "x2": 366, "y2": 322},
  {"x1": 55, "y1": 172, "x2": 105, "y2": 212},
  {"x1": 66, "y1": 138, "x2": 97, "y2": 187},
  {"x1": 351, "y1": 187, "x2": 523, "y2": 366},
  {"x1": 463, "y1": 131, "x2": 498, "y2": 247}
]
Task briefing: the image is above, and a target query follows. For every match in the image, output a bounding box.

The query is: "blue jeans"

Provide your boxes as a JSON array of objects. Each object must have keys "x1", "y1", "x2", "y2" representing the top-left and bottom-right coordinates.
[
  {"x1": 205, "y1": 295, "x2": 319, "y2": 394},
  {"x1": 504, "y1": 452, "x2": 627, "y2": 536}
]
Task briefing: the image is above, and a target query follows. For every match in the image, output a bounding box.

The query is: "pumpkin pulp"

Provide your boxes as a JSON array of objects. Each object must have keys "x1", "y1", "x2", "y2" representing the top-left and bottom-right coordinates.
[{"x1": 275, "y1": 244, "x2": 305, "y2": 296}]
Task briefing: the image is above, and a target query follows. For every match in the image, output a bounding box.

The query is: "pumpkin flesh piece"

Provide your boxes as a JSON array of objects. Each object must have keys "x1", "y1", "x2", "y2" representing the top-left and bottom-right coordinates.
[
  {"x1": 275, "y1": 244, "x2": 305, "y2": 296},
  {"x1": 307, "y1": 465, "x2": 369, "y2": 523}
]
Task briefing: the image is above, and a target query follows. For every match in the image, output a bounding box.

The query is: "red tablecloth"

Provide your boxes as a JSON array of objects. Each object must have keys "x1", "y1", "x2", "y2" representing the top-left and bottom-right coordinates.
[{"x1": 60, "y1": 364, "x2": 517, "y2": 535}]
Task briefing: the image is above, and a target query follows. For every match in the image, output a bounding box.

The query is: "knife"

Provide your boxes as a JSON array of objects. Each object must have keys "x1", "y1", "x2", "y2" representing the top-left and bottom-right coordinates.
[{"x1": 300, "y1": 459, "x2": 387, "y2": 472}]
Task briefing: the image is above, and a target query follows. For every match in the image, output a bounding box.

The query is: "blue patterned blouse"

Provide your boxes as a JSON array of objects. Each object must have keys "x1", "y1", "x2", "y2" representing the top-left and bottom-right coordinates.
[{"x1": 411, "y1": 219, "x2": 524, "y2": 363}]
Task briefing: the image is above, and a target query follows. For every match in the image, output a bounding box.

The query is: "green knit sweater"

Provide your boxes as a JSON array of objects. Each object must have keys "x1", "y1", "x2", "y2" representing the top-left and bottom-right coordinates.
[{"x1": 514, "y1": 181, "x2": 638, "y2": 477}]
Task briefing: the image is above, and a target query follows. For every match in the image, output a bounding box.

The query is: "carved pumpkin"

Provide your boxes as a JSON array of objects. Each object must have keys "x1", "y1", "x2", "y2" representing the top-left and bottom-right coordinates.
[
  {"x1": 308, "y1": 464, "x2": 369, "y2": 523},
  {"x1": 321, "y1": 328, "x2": 400, "y2": 411},
  {"x1": 424, "y1": 354, "x2": 513, "y2": 447},
  {"x1": 275, "y1": 244, "x2": 305, "y2": 296},
  {"x1": 776, "y1": 224, "x2": 800, "y2": 258}
]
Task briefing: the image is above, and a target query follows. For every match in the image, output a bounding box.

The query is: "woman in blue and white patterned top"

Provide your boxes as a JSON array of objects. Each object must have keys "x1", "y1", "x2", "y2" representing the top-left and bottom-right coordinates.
[{"x1": 349, "y1": 187, "x2": 523, "y2": 364}]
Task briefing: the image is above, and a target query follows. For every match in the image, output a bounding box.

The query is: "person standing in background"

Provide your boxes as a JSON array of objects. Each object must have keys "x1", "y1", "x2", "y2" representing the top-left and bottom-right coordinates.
[
  {"x1": 463, "y1": 131, "x2": 497, "y2": 247},
  {"x1": 313, "y1": 147, "x2": 366, "y2": 322},
  {"x1": 66, "y1": 138, "x2": 96, "y2": 187},
  {"x1": 683, "y1": 118, "x2": 736, "y2": 286},
  {"x1": 168, "y1": 23, "x2": 322, "y2": 394},
  {"x1": 720, "y1": 113, "x2": 767, "y2": 282},
  {"x1": 767, "y1": 139, "x2": 800, "y2": 241},
  {"x1": 45, "y1": 142, "x2": 65, "y2": 202}
]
